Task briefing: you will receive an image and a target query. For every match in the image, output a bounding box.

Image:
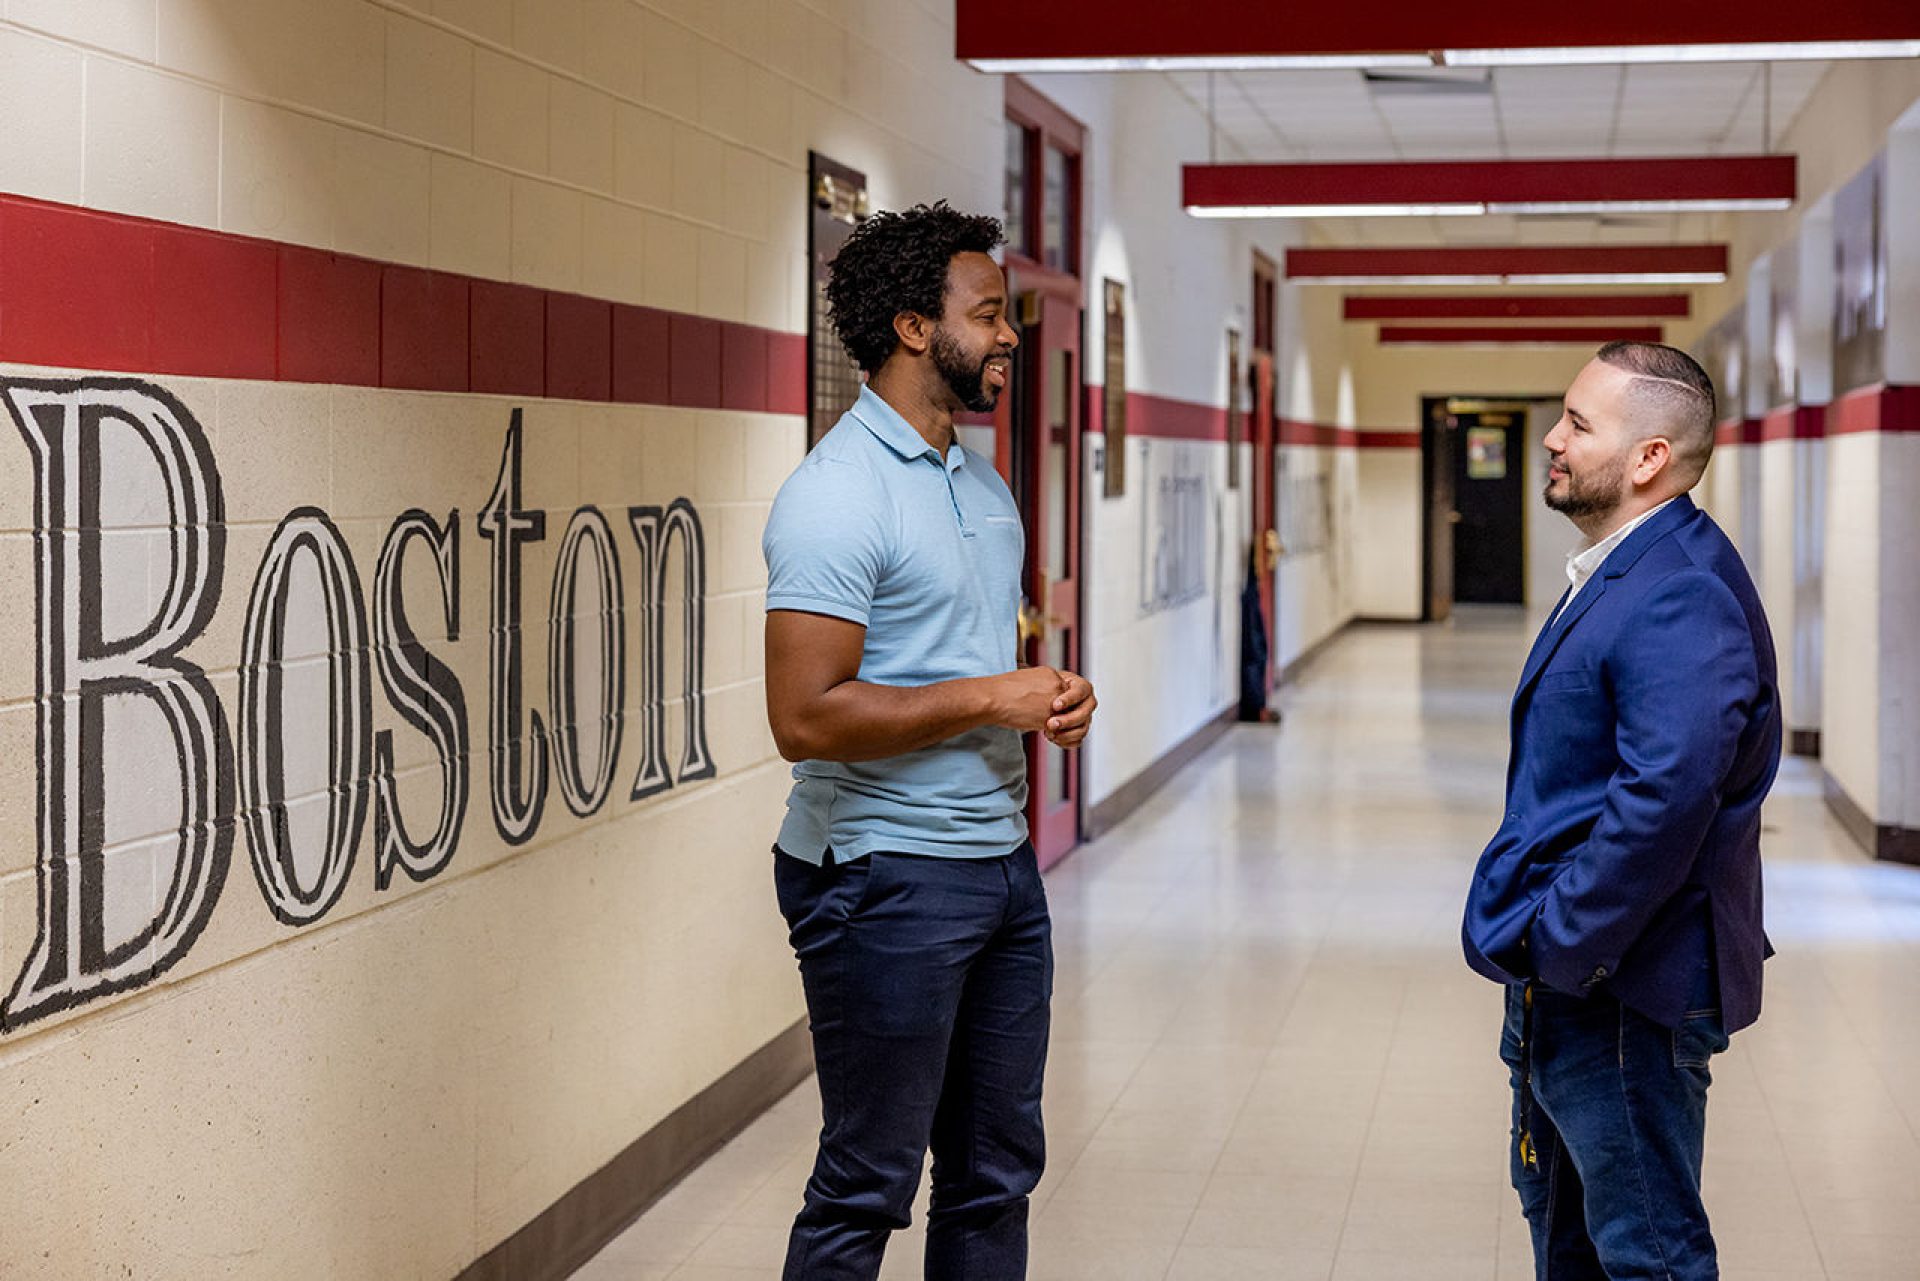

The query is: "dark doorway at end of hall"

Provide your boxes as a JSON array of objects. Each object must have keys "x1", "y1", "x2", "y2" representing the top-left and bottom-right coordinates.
[{"x1": 1422, "y1": 395, "x2": 1541, "y2": 621}]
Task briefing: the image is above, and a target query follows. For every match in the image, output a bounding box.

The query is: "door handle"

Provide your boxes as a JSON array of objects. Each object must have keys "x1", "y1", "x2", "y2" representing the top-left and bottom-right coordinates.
[
  {"x1": 1447, "y1": 511, "x2": 1463, "y2": 524},
  {"x1": 1018, "y1": 601, "x2": 1049, "y2": 644}
]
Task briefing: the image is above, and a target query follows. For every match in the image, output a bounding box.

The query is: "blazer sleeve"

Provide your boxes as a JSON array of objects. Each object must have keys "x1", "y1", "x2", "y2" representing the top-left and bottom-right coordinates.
[{"x1": 1528, "y1": 568, "x2": 1760, "y2": 996}]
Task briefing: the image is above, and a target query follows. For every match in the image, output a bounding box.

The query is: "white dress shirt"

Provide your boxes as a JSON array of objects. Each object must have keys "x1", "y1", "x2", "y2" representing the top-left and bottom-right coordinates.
[{"x1": 1550, "y1": 497, "x2": 1677, "y2": 626}]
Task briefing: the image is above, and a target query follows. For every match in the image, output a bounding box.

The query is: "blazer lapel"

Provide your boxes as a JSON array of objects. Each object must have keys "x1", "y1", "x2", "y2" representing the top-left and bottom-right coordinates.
[
  {"x1": 1516, "y1": 578, "x2": 1607, "y2": 699},
  {"x1": 1512, "y1": 495, "x2": 1700, "y2": 701}
]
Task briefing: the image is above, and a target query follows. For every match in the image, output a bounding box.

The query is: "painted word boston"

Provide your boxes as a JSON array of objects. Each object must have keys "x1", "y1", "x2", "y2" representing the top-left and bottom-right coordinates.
[{"x1": 0, "y1": 378, "x2": 712, "y2": 1033}]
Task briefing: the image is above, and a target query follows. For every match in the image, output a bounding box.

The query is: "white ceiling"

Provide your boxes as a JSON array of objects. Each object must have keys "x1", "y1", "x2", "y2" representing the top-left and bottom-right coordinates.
[{"x1": 1163, "y1": 61, "x2": 1830, "y2": 245}]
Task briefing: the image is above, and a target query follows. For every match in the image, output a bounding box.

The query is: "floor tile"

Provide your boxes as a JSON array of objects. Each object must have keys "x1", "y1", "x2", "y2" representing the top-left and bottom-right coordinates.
[{"x1": 575, "y1": 611, "x2": 1920, "y2": 1281}]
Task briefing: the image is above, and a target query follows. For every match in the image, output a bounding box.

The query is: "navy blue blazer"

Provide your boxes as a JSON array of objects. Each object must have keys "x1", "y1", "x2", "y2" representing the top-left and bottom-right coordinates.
[{"x1": 1462, "y1": 495, "x2": 1781, "y2": 1033}]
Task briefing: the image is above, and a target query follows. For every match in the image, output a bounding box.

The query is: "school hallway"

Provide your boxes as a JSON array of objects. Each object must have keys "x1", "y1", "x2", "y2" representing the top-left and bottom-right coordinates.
[{"x1": 576, "y1": 608, "x2": 1920, "y2": 1281}]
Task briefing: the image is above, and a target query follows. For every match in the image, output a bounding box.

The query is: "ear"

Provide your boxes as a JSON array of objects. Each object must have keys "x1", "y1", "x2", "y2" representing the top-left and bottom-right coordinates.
[
  {"x1": 1633, "y1": 436, "x2": 1671, "y2": 486},
  {"x1": 892, "y1": 311, "x2": 933, "y2": 357}
]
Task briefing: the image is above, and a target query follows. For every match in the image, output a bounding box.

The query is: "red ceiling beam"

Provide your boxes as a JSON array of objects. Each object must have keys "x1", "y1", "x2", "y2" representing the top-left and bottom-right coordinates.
[
  {"x1": 1345, "y1": 295, "x2": 1691, "y2": 320},
  {"x1": 1378, "y1": 325, "x2": 1664, "y2": 344},
  {"x1": 1287, "y1": 244, "x2": 1728, "y2": 283},
  {"x1": 1183, "y1": 156, "x2": 1794, "y2": 214},
  {"x1": 956, "y1": 0, "x2": 1920, "y2": 63}
]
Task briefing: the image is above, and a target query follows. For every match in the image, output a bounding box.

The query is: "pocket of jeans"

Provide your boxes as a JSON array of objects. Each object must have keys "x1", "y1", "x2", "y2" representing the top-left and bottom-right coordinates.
[
  {"x1": 1672, "y1": 1008, "x2": 1729, "y2": 1070},
  {"x1": 833, "y1": 853, "x2": 882, "y2": 922}
]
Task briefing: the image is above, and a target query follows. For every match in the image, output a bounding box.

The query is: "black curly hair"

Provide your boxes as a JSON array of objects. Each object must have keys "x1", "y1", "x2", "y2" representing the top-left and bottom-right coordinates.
[{"x1": 825, "y1": 202, "x2": 1006, "y2": 375}]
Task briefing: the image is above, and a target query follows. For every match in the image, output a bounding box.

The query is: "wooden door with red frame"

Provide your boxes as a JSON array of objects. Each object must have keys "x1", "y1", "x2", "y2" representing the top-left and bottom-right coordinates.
[{"x1": 1000, "y1": 283, "x2": 1083, "y2": 869}]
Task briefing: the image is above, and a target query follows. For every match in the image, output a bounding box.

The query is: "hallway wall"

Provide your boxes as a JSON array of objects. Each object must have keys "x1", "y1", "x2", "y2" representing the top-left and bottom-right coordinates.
[
  {"x1": 0, "y1": 1, "x2": 999, "y2": 1275},
  {"x1": 1678, "y1": 73, "x2": 1920, "y2": 851}
]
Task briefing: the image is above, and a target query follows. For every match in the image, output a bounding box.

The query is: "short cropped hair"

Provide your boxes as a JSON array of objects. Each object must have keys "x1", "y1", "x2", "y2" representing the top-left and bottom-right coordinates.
[
  {"x1": 1596, "y1": 340, "x2": 1717, "y2": 487},
  {"x1": 825, "y1": 202, "x2": 1006, "y2": 374}
]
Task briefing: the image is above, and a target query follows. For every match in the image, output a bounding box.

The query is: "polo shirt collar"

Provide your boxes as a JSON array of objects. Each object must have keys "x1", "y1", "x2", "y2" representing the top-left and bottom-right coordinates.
[{"x1": 849, "y1": 385, "x2": 965, "y2": 473}]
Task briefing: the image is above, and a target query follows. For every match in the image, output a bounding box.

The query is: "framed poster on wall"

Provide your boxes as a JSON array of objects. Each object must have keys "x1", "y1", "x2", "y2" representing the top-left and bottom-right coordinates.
[
  {"x1": 1769, "y1": 239, "x2": 1799, "y2": 410},
  {"x1": 808, "y1": 153, "x2": 868, "y2": 449},
  {"x1": 1103, "y1": 278, "x2": 1126, "y2": 497},
  {"x1": 1833, "y1": 152, "x2": 1887, "y2": 396}
]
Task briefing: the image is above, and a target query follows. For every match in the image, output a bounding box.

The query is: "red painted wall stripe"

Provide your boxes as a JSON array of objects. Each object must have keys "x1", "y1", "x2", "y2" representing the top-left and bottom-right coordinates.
[
  {"x1": 1713, "y1": 417, "x2": 1764, "y2": 447},
  {"x1": 1758, "y1": 404, "x2": 1826, "y2": 443},
  {"x1": 0, "y1": 192, "x2": 806, "y2": 416},
  {"x1": 1083, "y1": 388, "x2": 1418, "y2": 447},
  {"x1": 1829, "y1": 383, "x2": 1920, "y2": 436},
  {"x1": 1129, "y1": 391, "x2": 1227, "y2": 441}
]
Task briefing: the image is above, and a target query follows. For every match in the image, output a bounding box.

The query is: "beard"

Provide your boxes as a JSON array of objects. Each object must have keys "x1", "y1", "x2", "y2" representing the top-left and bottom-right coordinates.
[
  {"x1": 1543, "y1": 449, "x2": 1629, "y2": 522},
  {"x1": 930, "y1": 326, "x2": 1003, "y2": 413}
]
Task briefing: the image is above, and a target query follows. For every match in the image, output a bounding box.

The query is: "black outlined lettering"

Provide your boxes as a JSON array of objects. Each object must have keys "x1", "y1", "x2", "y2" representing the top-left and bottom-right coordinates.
[
  {"x1": 0, "y1": 379, "x2": 234, "y2": 1032},
  {"x1": 372, "y1": 509, "x2": 469, "y2": 888},
  {"x1": 238, "y1": 509, "x2": 373, "y2": 927}
]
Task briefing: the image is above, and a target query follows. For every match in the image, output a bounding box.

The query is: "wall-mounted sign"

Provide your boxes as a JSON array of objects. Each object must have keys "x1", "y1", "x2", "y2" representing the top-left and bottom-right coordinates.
[
  {"x1": 1103, "y1": 279, "x2": 1126, "y2": 497},
  {"x1": 1694, "y1": 307, "x2": 1745, "y2": 422},
  {"x1": 1466, "y1": 427, "x2": 1508, "y2": 480},
  {"x1": 1768, "y1": 239, "x2": 1799, "y2": 410},
  {"x1": 1833, "y1": 152, "x2": 1887, "y2": 395}
]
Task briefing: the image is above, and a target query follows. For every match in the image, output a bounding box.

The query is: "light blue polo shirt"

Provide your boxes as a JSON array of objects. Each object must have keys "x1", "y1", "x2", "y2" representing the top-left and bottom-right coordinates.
[{"x1": 763, "y1": 385, "x2": 1029, "y2": 863}]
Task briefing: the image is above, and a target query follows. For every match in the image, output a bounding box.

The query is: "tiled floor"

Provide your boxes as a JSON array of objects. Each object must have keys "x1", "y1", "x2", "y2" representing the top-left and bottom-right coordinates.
[{"x1": 574, "y1": 609, "x2": 1920, "y2": 1280}]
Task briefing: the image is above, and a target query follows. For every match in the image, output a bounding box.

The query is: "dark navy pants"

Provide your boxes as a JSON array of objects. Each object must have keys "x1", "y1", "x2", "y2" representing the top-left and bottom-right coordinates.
[
  {"x1": 774, "y1": 844, "x2": 1052, "y2": 1280},
  {"x1": 1501, "y1": 980, "x2": 1731, "y2": 1280}
]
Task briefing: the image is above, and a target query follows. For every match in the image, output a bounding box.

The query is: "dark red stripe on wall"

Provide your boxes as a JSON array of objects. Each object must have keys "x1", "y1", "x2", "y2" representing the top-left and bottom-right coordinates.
[
  {"x1": 1713, "y1": 418, "x2": 1764, "y2": 447},
  {"x1": 1130, "y1": 391, "x2": 1227, "y2": 441},
  {"x1": 1829, "y1": 383, "x2": 1920, "y2": 436},
  {"x1": 1758, "y1": 404, "x2": 1826, "y2": 443},
  {"x1": 1278, "y1": 419, "x2": 1419, "y2": 449},
  {"x1": 1083, "y1": 390, "x2": 1418, "y2": 447},
  {"x1": 0, "y1": 193, "x2": 806, "y2": 416}
]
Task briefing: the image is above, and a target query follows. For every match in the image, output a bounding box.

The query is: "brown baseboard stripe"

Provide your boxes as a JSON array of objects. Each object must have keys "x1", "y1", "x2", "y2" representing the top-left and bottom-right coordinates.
[
  {"x1": 1823, "y1": 770, "x2": 1920, "y2": 867},
  {"x1": 458, "y1": 1018, "x2": 814, "y2": 1281},
  {"x1": 1790, "y1": 729, "x2": 1821, "y2": 759},
  {"x1": 1085, "y1": 705, "x2": 1236, "y2": 841}
]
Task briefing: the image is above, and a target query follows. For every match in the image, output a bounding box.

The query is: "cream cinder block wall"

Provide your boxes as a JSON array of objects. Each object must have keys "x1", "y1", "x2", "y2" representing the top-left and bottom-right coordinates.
[
  {"x1": 1686, "y1": 58, "x2": 1920, "y2": 347},
  {"x1": 1823, "y1": 432, "x2": 1885, "y2": 819},
  {"x1": 1274, "y1": 284, "x2": 1364, "y2": 662},
  {"x1": 0, "y1": 0, "x2": 1008, "y2": 1276}
]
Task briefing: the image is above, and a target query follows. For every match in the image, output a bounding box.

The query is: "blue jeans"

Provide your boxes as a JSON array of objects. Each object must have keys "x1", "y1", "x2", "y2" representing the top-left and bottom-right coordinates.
[
  {"x1": 775, "y1": 844, "x2": 1052, "y2": 1280},
  {"x1": 1500, "y1": 981, "x2": 1731, "y2": 1280}
]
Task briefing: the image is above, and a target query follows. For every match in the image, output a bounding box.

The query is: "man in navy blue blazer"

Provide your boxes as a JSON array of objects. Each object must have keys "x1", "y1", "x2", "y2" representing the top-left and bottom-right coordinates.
[{"x1": 1463, "y1": 341, "x2": 1781, "y2": 1280}]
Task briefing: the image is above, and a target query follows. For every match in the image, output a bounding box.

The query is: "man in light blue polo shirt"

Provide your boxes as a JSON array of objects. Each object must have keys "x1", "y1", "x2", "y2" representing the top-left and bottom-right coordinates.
[{"x1": 763, "y1": 202, "x2": 1096, "y2": 1280}]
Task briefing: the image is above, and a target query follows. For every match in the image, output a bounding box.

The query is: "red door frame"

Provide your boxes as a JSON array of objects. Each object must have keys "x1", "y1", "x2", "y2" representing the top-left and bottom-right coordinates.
[{"x1": 1000, "y1": 78, "x2": 1088, "y2": 868}]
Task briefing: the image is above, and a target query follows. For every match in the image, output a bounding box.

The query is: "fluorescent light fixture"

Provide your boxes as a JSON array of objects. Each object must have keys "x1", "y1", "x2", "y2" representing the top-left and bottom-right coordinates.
[
  {"x1": 1487, "y1": 198, "x2": 1794, "y2": 214},
  {"x1": 1444, "y1": 40, "x2": 1920, "y2": 66},
  {"x1": 967, "y1": 53, "x2": 1434, "y2": 73},
  {"x1": 1303, "y1": 273, "x2": 1726, "y2": 285},
  {"x1": 1186, "y1": 202, "x2": 1487, "y2": 218}
]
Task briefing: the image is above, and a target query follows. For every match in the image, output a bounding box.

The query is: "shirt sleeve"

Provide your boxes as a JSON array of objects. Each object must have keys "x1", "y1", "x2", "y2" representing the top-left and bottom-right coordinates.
[{"x1": 762, "y1": 458, "x2": 891, "y2": 626}]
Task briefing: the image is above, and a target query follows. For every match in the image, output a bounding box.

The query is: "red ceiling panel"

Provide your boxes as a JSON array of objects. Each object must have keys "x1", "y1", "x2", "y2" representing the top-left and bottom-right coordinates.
[
  {"x1": 957, "y1": 0, "x2": 1920, "y2": 61},
  {"x1": 1288, "y1": 244, "x2": 1727, "y2": 281},
  {"x1": 1378, "y1": 325, "x2": 1664, "y2": 344},
  {"x1": 1345, "y1": 295, "x2": 1691, "y2": 320},
  {"x1": 1184, "y1": 157, "x2": 1793, "y2": 210}
]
